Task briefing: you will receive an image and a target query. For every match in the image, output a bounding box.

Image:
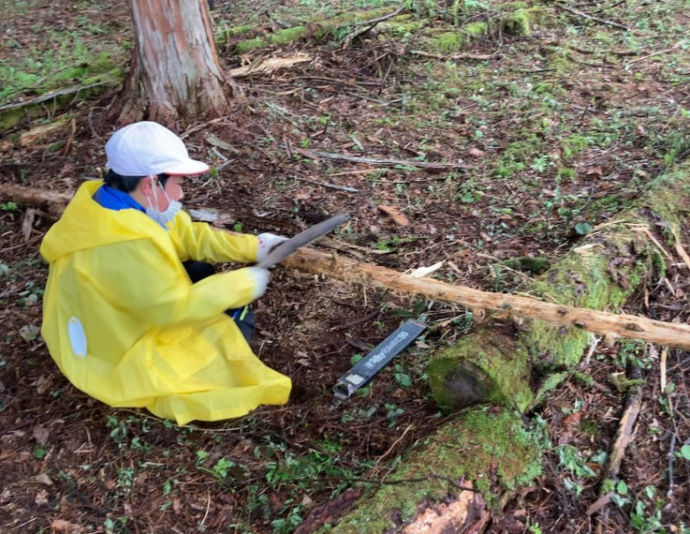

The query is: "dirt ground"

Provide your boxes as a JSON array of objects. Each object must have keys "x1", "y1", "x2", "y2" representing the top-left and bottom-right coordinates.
[{"x1": 1, "y1": 0, "x2": 689, "y2": 532}]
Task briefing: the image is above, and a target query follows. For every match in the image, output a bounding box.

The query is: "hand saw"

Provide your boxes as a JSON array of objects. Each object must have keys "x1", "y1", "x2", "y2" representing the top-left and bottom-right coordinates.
[{"x1": 255, "y1": 213, "x2": 350, "y2": 269}]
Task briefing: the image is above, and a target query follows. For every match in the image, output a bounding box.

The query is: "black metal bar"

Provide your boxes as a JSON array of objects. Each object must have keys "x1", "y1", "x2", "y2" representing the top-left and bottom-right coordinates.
[{"x1": 334, "y1": 318, "x2": 427, "y2": 400}]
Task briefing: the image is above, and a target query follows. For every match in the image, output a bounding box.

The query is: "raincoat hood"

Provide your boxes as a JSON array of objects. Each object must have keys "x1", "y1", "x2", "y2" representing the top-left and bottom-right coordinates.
[{"x1": 41, "y1": 180, "x2": 162, "y2": 263}]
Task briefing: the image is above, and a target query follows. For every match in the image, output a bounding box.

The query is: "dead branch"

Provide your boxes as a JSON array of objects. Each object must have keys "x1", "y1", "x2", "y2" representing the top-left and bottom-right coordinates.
[
  {"x1": 0, "y1": 183, "x2": 71, "y2": 216},
  {"x1": 342, "y1": 5, "x2": 406, "y2": 48},
  {"x1": 409, "y1": 50, "x2": 501, "y2": 61},
  {"x1": 590, "y1": 371, "x2": 642, "y2": 532},
  {"x1": 291, "y1": 175, "x2": 360, "y2": 193},
  {"x1": 294, "y1": 148, "x2": 471, "y2": 171},
  {"x1": 555, "y1": 3, "x2": 631, "y2": 31},
  {"x1": 0, "y1": 80, "x2": 114, "y2": 113},
  {"x1": 283, "y1": 247, "x2": 690, "y2": 351}
]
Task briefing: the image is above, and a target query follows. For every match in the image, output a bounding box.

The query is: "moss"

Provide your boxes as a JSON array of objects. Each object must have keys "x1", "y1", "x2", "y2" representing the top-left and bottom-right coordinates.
[
  {"x1": 502, "y1": 7, "x2": 549, "y2": 36},
  {"x1": 380, "y1": 17, "x2": 426, "y2": 35},
  {"x1": 523, "y1": 230, "x2": 652, "y2": 369},
  {"x1": 429, "y1": 332, "x2": 534, "y2": 412},
  {"x1": 89, "y1": 51, "x2": 116, "y2": 74},
  {"x1": 1, "y1": 71, "x2": 121, "y2": 131},
  {"x1": 269, "y1": 26, "x2": 306, "y2": 44},
  {"x1": 429, "y1": 158, "x2": 690, "y2": 415},
  {"x1": 433, "y1": 31, "x2": 464, "y2": 52},
  {"x1": 215, "y1": 24, "x2": 255, "y2": 47},
  {"x1": 235, "y1": 36, "x2": 265, "y2": 53},
  {"x1": 329, "y1": 407, "x2": 545, "y2": 533},
  {"x1": 465, "y1": 21, "x2": 488, "y2": 38},
  {"x1": 428, "y1": 22, "x2": 487, "y2": 52}
]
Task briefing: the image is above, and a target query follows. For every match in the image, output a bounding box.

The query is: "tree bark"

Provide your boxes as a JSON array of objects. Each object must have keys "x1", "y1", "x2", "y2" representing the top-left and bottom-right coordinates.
[{"x1": 117, "y1": 0, "x2": 231, "y2": 125}]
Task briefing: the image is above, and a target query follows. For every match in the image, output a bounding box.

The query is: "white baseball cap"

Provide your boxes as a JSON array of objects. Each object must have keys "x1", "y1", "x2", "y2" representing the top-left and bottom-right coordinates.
[{"x1": 105, "y1": 121, "x2": 209, "y2": 177}]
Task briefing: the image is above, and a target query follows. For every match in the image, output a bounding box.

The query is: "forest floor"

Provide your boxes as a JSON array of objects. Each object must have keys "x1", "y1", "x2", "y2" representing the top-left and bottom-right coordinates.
[{"x1": 1, "y1": 0, "x2": 689, "y2": 532}]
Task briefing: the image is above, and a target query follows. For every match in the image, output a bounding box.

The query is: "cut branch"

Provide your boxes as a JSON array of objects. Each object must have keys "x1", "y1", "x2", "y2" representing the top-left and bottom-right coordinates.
[{"x1": 283, "y1": 247, "x2": 690, "y2": 351}]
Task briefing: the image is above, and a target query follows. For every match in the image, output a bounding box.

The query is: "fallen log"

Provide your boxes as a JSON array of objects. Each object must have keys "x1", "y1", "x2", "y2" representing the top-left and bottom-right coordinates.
[
  {"x1": 0, "y1": 183, "x2": 71, "y2": 216},
  {"x1": 282, "y1": 247, "x2": 690, "y2": 350}
]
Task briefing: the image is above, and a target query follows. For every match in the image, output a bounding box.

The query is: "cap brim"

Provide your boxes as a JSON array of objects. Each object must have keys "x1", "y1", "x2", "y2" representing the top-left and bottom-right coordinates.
[{"x1": 161, "y1": 158, "x2": 209, "y2": 176}]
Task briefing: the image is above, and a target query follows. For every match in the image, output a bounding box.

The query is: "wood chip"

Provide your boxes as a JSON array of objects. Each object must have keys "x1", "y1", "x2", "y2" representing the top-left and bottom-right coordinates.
[
  {"x1": 378, "y1": 204, "x2": 409, "y2": 226},
  {"x1": 229, "y1": 53, "x2": 312, "y2": 77}
]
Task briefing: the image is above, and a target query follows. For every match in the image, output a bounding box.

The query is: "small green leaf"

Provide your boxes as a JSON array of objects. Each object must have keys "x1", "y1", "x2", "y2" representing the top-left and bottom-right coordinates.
[
  {"x1": 680, "y1": 444, "x2": 690, "y2": 460},
  {"x1": 575, "y1": 222, "x2": 592, "y2": 235},
  {"x1": 616, "y1": 480, "x2": 628, "y2": 495}
]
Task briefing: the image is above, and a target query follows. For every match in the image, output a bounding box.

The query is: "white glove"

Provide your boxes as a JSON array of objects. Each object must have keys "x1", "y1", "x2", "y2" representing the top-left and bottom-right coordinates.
[
  {"x1": 246, "y1": 266, "x2": 270, "y2": 300},
  {"x1": 257, "y1": 233, "x2": 288, "y2": 262}
]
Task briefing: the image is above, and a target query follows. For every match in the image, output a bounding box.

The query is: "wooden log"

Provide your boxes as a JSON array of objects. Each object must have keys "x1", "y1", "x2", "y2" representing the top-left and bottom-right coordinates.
[
  {"x1": 0, "y1": 183, "x2": 71, "y2": 216},
  {"x1": 283, "y1": 247, "x2": 690, "y2": 351}
]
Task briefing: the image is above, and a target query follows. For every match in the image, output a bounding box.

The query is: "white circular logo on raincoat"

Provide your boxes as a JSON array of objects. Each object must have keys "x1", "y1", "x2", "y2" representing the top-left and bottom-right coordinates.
[{"x1": 67, "y1": 317, "x2": 87, "y2": 359}]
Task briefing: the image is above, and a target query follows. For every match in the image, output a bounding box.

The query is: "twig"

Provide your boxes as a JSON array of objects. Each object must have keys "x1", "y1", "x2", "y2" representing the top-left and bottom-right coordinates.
[
  {"x1": 626, "y1": 42, "x2": 683, "y2": 65},
  {"x1": 555, "y1": 3, "x2": 631, "y2": 31},
  {"x1": 291, "y1": 175, "x2": 360, "y2": 192},
  {"x1": 354, "y1": 5, "x2": 406, "y2": 27},
  {"x1": 376, "y1": 424, "x2": 414, "y2": 464},
  {"x1": 198, "y1": 491, "x2": 211, "y2": 530},
  {"x1": 319, "y1": 236, "x2": 393, "y2": 255},
  {"x1": 590, "y1": 0, "x2": 626, "y2": 14},
  {"x1": 294, "y1": 148, "x2": 470, "y2": 170},
  {"x1": 668, "y1": 432, "x2": 676, "y2": 498},
  {"x1": 591, "y1": 368, "x2": 642, "y2": 531},
  {"x1": 666, "y1": 381, "x2": 680, "y2": 498},
  {"x1": 409, "y1": 49, "x2": 501, "y2": 61},
  {"x1": 0, "y1": 80, "x2": 115, "y2": 112},
  {"x1": 341, "y1": 5, "x2": 406, "y2": 48}
]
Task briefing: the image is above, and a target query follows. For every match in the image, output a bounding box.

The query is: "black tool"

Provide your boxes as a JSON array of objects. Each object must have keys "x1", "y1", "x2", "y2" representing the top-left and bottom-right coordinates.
[
  {"x1": 256, "y1": 213, "x2": 350, "y2": 269},
  {"x1": 334, "y1": 318, "x2": 427, "y2": 400}
]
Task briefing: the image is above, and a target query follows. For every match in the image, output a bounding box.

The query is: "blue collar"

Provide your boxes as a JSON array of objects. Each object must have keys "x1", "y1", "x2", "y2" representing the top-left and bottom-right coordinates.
[{"x1": 93, "y1": 185, "x2": 145, "y2": 212}]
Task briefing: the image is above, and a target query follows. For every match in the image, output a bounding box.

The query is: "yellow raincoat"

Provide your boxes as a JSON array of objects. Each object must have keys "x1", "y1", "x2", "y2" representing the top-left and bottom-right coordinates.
[{"x1": 40, "y1": 180, "x2": 291, "y2": 424}]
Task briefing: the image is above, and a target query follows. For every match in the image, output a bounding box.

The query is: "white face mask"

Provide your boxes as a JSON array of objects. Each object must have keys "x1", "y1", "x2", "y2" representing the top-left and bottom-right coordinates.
[{"x1": 145, "y1": 178, "x2": 182, "y2": 228}]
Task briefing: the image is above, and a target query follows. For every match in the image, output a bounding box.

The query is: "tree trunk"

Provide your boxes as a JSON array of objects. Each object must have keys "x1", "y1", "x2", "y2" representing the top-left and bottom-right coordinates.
[{"x1": 117, "y1": 0, "x2": 231, "y2": 125}]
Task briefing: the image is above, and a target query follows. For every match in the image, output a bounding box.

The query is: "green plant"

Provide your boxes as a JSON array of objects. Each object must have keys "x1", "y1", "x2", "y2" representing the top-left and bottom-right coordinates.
[
  {"x1": 676, "y1": 444, "x2": 690, "y2": 461},
  {"x1": 393, "y1": 364, "x2": 412, "y2": 387},
  {"x1": 557, "y1": 444, "x2": 596, "y2": 478},
  {"x1": 33, "y1": 444, "x2": 48, "y2": 459},
  {"x1": 1, "y1": 202, "x2": 18, "y2": 211},
  {"x1": 385, "y1": 403, "x2": 405, "y2": 426},
  {"x1": 117, "y1": 467, "x2": 135, "y2": 489}
]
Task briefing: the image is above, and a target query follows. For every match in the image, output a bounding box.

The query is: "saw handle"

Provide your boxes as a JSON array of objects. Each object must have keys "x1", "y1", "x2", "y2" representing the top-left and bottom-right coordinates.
[{"x1": 255, "y1": 213, "x2": 351, "y2": 269}]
